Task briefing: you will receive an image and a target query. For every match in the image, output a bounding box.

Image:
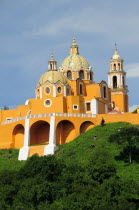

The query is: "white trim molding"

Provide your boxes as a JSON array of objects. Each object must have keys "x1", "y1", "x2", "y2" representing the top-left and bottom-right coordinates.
[{"x1": 91, "y1": 99, "x2": 98, "y2": 114}]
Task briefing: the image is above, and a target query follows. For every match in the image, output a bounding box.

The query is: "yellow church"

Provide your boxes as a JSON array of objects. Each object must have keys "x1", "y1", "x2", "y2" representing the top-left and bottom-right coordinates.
[{"x1": 0, "y1": 38, "x2": 138, "y2": 160}]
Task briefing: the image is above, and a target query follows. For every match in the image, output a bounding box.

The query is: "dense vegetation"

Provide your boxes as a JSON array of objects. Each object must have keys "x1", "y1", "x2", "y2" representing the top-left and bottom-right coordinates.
[{"x1": 1, "y1": 122, "x2": 139, "y2": 209}]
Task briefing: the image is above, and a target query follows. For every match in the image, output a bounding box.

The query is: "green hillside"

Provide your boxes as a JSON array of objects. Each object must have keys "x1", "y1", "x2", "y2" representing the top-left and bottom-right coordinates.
[
  {"x1": 56, "y1": 122, "x2": 139, "y2": 183},
  {"x1": 0, "y1": 149, "x2": 25, "y2": 171},
  {"x1": 0, "y1": 122, "x2": 139, "y2": 209}
]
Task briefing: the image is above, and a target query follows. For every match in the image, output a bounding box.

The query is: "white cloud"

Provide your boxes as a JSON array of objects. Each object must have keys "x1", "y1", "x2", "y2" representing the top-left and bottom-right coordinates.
[
  {"x1": 23, "y1": 8, "x2": 108, "y2": 37},
  {"x1": 125, "y1": 63, "x2": 139, "y2": 77},
  {"x1": 23, "y1": 7, "x2": 139, "y2": 45},
  {"x1": 129, "y1": 105, "x2": 139, "y2": 112}
]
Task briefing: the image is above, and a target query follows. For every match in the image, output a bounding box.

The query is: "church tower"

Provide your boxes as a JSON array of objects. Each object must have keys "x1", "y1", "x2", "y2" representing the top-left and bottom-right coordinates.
[
  {"x1": 48, "y1": 54, "x2": 57, "y2": 71},
  {"x1": 108, "y1": 46, "x2": 128, "y2": 112}
]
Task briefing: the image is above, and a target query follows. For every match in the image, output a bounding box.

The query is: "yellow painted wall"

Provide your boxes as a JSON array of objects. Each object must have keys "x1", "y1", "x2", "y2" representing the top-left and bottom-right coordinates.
[{"x1": 112, "y1": 93, "x2": 128, "y2": 112}]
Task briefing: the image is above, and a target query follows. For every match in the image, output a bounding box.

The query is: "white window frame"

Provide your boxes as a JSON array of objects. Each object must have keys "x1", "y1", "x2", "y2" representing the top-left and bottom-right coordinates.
[
  {"x1": 45, "y1": 86, "x2": 51, "y2": 95},
  {"x1": 85, "y1": 101, "x2": 91, "y2": 112},
  {"x1": 73, "y1": 104, "x2": 78, "y2": 110},
  {"x1": 44, "y1": 99, "x2": 52, "y2": 107}
]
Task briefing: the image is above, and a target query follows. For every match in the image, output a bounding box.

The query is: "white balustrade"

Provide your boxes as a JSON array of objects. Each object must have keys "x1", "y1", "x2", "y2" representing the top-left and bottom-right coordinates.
[{"x1": 1, "y1": 112, "x2": 96, "y2": 125}]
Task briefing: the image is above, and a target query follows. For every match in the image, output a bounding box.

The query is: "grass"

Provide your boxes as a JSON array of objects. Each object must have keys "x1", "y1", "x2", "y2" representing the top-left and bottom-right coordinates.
[
  {"x1": 30, "y1": 143, "x2": 48, "y2": 146},
  {"x1": 56, "y1": 122, "x2": 133, "y2": 165},
  {"x1": 0, "y1": 149, "x2": 25, "y2": 171},
  {"x1": 56, "y1": 122, "x2": 139, "y2": 183}
]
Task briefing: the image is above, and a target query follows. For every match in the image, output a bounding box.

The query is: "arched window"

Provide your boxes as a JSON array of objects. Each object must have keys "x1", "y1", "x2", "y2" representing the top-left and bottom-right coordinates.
[
  {"x1": 118, "y1": 63, "x2": 120, "y2": 70},
  {"x1": 113, "y1": 76, "x2": 117, "y2": 89},
  {"x1": 67, "y1": 71, "x2": 72, "y2": 79},
  {"x1": 45, "y1": 87, "x2": 50, "y2": 94},
  {"x1": 123, "y1": 76, "x2": 125, "y2": 86},
  {"x1": 103, "y1": 86, "x2": 107, "y2": 98},
  {"x1": 79, "y1": 70, "x2": 84, "y2": 79},
  {"x1": 90, "y1": 72, "x2": 92, "y2": 81},
  {"x1": 114, "y1": 64, "x2": 116, "y2": 70},
  {"x1": 50, "y1": 64, "x2": 52, "y2": 70},
  {"x1": 57, "y1": 87, "x2": 61, "y2": 93},
  {"x1": 79, "y1": 84, "x2": 83, "y2": 95},
  {"x1": 86, "y1": 102, "x2": 91, "y2": 111}
]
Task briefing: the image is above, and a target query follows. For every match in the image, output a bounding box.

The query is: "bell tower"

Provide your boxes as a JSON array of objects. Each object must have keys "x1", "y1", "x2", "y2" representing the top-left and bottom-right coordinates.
[
  {"x1": 48, "y1": 55, "x2": 57, "y2": 71},
  {"x1": 70, "y1": 38, "x2": 79, "y2": 55},
  {"x1": 108, "y1": 45, "x2": 128, "y2": 112}
]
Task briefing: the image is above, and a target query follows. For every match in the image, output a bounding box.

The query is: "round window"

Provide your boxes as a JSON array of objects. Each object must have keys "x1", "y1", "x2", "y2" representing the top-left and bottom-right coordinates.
[
  {"x1": 45, "y1": 87, "x2": 50, "y2": 94},
  {"x1": 57, "y1": 87, "x2": 61, "y2": 93},
  {"x1": 44, "y1": 99, "x2": 52, "y2": 107}
]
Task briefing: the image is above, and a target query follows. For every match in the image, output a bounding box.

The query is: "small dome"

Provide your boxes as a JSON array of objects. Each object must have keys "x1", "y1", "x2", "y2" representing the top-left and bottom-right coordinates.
[
  {"x1": 38, "y1": 71, "x2": 68, "y2": 85},
  {"x1": 61, "y1": 54, "x2": 90, "y2": 71},
  {"x1": 112, "y1": 49, "x2": 121, "y2": 60}
]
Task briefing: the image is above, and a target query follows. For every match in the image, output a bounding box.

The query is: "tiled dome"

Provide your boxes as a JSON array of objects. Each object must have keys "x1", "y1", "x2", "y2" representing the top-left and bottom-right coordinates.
[
  {"x1": 38, "y1": 71, "x2": 68, "y2": 85},
  {"x1": 61, "y1": 54, "x2": 90, "y2": 71}
]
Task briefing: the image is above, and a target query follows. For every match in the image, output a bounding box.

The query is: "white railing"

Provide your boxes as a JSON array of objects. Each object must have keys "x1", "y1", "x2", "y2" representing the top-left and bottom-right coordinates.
[{"x1": 1, "y1": 113, "x2": 96, "y2": 125}]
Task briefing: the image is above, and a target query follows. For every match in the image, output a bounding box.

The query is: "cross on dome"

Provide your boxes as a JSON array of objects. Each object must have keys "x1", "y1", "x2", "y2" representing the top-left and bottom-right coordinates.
[{"x1": 50, "y1": 54, "x2": 55, "y2": 61}]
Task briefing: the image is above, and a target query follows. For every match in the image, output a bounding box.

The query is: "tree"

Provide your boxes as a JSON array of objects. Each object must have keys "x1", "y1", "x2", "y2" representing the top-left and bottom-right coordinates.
[
  {"x1": 109, "y1": 127, "x2": 139, "y2": 163},
  {"x1": 2, "y1": 106, "x2": 9, "y2": 110},
  {"x1": 86, "y1": 148, "x2": 116, "y2": 183}
]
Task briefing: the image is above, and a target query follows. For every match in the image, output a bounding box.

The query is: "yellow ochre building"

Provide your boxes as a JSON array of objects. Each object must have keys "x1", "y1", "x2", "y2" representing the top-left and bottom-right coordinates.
[{"x1": 0, "y1": 38, "x2": 138, "y2": 160}]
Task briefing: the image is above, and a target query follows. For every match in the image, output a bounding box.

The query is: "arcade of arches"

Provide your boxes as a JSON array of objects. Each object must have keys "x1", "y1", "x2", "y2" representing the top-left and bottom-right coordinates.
[
  {"x1": 80, "y1": 121, "x2": 94, "y2": 134},
  {"x1": 30, "y1": 121, "x2": 50, "y2": 146},
  {"x1": 13, "y1": 119, "x2": 95, "y2": 150},
  {"x1": 56, "y1": 120, "x2": 76, "y2": 145},
  {"x1": 13, "y1": 124, "x2": 24, "y2": 148}
]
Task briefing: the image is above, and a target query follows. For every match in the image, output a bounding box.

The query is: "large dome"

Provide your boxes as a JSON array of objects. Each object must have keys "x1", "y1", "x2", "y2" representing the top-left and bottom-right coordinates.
[
  {"x1": 38, "y1": 71, "x2": 68, "y2": 85},
  {"x1": 61, "y1": 54, "x2": 90, "y2": 71}
]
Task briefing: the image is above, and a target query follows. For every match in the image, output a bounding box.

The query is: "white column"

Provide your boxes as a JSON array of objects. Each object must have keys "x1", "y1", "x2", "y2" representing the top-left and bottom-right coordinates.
[
  {"x1": 120, "y1": 74, "x2": 121, "y2": 85},
  {"x1": 44, "y1": 115, "x2": 57, "y2": 155},
  {"x1": 108, "y1": 76, "x2": 110, "y2": 87},
  {"x1": 109, "y1": 75, "x2": 113, "y2": 88},
  {"x1": 40, "y1": 87, "x2": 42, "y2": 98},
  {"x1": 64, "y1": 86, "x2": 66, "y2": 97},
  {"x1": 18, "y1": 117, "x2": 30, "y2": 160},
  {"x1": 105, "y1": 103, "x2": 108, "y2": 113},
  {"x1": 53, "y1": 86, "x2": 56, "y2": 97},
  {"x1": 91, "y1": 99, "x2": 98, "y2": 114},
  {"x1": 117, "y1": 74, "x2": 120, "y2": 87}
]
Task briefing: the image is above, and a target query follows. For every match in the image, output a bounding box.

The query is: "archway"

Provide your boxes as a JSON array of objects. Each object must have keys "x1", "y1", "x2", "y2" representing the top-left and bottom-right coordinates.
[
  {"x1": 123, "y1": 76, "x2": 125, "y2": 86},
  {"x1": 90, "y1": 72, "x2": 93, "y2": 81},
  {"x1": 80, "y1": 121, "x2": 94, "y2": 134},
  {"x1": 113, "y1": 76, "x2": 117, "y2": 88},
  {"x1": 30, "y1": 121, "x2": 50, "y2": 145},
  {"x1": 67, "y1": 71, "x2": 72, "y2": 79},
  {"x1": 13, "y1": 124, "x2": 24, "y2": 148},
  {"x1": 79, "y1": 70, "x2": 84, "y2": 79},
  {"x1": 114, "y1": 64, "x2": 116, "y2": 70},
  {"x1": 56, "y1": 120, "x2": 76, "y2": 145},
  {"x1": 103, "y1": 86, "x2": 107, "y2": 98}
]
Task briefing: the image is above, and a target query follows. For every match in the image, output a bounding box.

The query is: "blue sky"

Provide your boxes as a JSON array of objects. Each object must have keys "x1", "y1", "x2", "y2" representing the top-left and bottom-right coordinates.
[{"x1": 0, "y1": 0, "x2": 139, "y2": 111}]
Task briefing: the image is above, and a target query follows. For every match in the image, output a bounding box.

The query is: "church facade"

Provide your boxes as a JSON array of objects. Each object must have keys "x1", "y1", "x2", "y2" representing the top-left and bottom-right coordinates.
[{"x1": 0, "y1": 38, "x2": 137, "y2": 160}]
